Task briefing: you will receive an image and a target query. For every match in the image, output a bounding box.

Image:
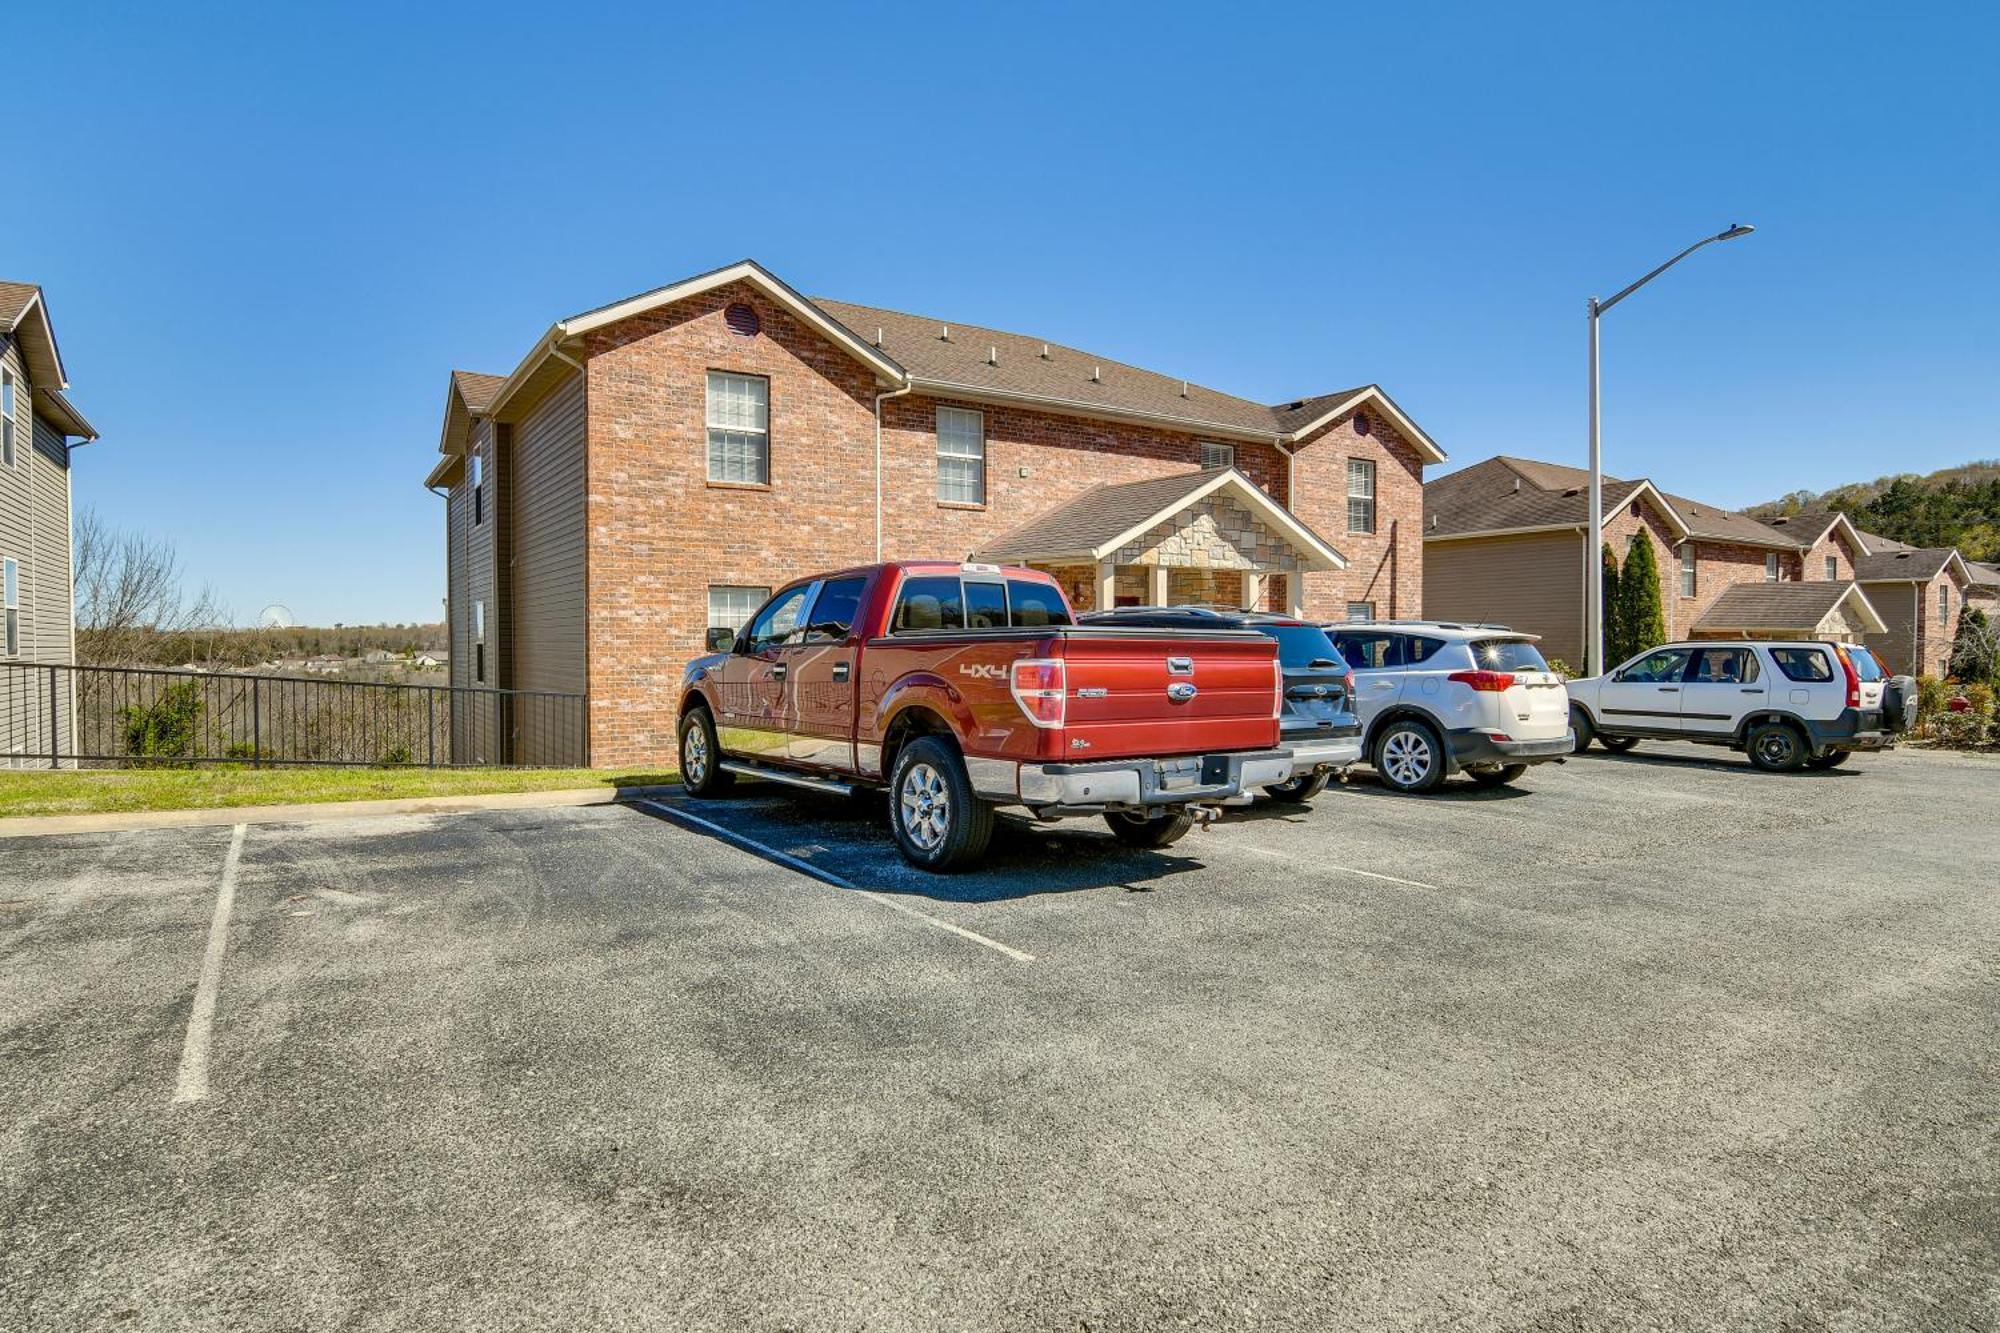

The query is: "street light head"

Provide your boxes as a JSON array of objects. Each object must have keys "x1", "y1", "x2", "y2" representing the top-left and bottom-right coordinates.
[{"x1": 1718, "y1": 223, "x2": 1756, "y2": 241}]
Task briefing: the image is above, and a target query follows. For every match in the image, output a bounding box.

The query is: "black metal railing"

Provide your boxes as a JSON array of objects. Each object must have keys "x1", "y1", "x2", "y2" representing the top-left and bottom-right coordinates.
[{"x1": 0, "y1": 662, "x2": 587, "y2": 769}]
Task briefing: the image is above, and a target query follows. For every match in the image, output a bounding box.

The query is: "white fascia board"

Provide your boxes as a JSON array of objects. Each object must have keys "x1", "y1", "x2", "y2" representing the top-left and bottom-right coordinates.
[
  {"x1": 1841, "y1": 582, "x2": 1889, "y2": 634},
  {"x1": 1284, "y1": 386, "x2": 1447, "y2": 464},
  {"x1": 908, "y1": 378, "x2": 1279, "y2": 445},
  {"x1": 1091, "y1": 468, "x2": 1348, "y2": 571},
  {"x1": 1423, "y1": 522, "x2": 1586, "y2": 543}
]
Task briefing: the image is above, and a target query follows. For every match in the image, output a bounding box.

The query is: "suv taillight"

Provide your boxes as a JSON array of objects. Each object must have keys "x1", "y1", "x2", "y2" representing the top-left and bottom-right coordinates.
[
  {"x1": 1448, "y1": 669, "x2": 1516, "y2": 693},
  {"x1": 1834, "y1": 644, "x2": 1862, "y2": 708},
  {"x1": 1343, "y1": 670, "x2": 1356, "y2": 698},
  {"x1": 1010, "y1": 658, "x2": 1066, "y2": 728}
]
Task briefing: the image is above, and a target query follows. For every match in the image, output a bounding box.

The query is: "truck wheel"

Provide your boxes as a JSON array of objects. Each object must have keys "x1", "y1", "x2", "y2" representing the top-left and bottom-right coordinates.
[
  {"x1": 889, "y1": 737, "x2": 994, "y2": 871},
  {"x1": 1805, "y1": 749, "x2": 1851, "y2": 770},
  {"x1": 678, "y1": 708, "x2": 734, "y2": 797},
  {"x1": 1466, "y1": 763, "x2": 1529, "y2": 788},
  {"x1": 1569, "y1": 705, "x2": 1596, "y2": 754},
  {"x1": 1262, "y1": 773, "x2": 1330, "y2": 803},
  {"x1": 1747, "y1": 721, "x2": 1809, "y2": 772},
  {"x1": 1373, "y1": 718, "x2": 1446, "y2": 794},
  {"x1": 1598, "y1": 735, "x2": 1640, "y2": 753},
  {"x1": 1105, "y1": 809, "x2": 1196, "y2": 848}
]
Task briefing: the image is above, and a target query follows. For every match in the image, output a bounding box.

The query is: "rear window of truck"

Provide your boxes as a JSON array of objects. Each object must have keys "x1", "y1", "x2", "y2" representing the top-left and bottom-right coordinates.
[{"x1": 889, "y1": 575, "x2": 1073, "y2": 633}]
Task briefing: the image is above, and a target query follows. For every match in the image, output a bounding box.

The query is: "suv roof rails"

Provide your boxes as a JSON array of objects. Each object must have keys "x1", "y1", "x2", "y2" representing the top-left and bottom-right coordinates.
[{"x1": 1326, "y1": 619, "x2": 1518, "y2": 632}]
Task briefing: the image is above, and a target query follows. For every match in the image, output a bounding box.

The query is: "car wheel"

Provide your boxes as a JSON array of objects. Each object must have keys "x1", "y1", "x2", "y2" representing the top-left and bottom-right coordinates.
[
  {"x1": 1805, "y1": 749, "x2": 1851, "y2": 770},
  {"x1": 677, "y1": 708, "x2": 734, "y2": 797},
  {"x1": 1466, "y1": 763, "x2": 1530, "y2": 788},
  {"x1": 1598, "y1": 735, "x2": 1640, "y2": 753},
  {"x1": 1569, "y1": 705, "x2": 1596, "y2": 755},
  {"x1": 1104, "y1": 809, "x2": 1196, "y2": 848},
  {"x1": 1746, "y1": 721, "x2": 1809, "y2": 773},
  {"x1": 1373, "y1": 719, "x2": 1446, "y2": 794},
  {"x1": 1262, "y1": 772, "x2": 1331, "y2": 803},
  {"x1": 888, "y1": 736, "x2": 995, "y2": 871}
]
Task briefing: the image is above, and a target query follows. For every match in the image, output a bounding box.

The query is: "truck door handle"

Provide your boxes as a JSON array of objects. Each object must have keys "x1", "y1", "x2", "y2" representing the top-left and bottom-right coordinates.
[
  {"x1": 1740, "y1": 687, "x2": 1762, "y2": 693},
  {"x1": 832, "y1": 662, "x2": 850, "y2": 682},
  {"x1": 772, "y1": 664, "x2": 787, "y2": 681}
]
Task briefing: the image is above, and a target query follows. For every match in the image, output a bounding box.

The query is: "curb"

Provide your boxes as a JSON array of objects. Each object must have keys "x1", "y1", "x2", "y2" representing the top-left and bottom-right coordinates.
[{"x1": 0, "y1": 784, "x2": 685, "y2": 839}]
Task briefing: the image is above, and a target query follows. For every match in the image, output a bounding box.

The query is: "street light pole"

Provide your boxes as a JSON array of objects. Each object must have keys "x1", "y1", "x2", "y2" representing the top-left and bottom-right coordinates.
[{"x1": 1585, "y1": 223, "x2": 1755, "y2": 677}]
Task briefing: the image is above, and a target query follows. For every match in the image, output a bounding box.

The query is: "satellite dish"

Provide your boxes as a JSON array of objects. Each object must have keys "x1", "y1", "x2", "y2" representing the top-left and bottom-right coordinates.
[{"x1": 258, "y1": 603, "x2": 295, "y2": 629}]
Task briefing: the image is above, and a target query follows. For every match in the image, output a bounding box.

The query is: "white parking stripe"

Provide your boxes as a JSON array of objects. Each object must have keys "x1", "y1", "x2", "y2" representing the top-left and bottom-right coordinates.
[
  {"x1": 174, "y1": 823, "x2": 246, "y2": 1104},
  {"x1": 1236, "y1": 843, "x2": 1445, "y2": 892},
  {"x1": 635, "y1": 801, "x2": 1034, "y2": 964}
]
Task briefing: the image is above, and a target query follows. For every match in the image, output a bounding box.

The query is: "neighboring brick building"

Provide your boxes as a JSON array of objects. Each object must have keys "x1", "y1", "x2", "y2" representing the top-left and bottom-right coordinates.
[
  {"x1": 426, "y1": 260, "x2": 1445, "y2": 767},
  {"x1": 1423, "y1": 458, "x2": 1985, "y2": 676}
]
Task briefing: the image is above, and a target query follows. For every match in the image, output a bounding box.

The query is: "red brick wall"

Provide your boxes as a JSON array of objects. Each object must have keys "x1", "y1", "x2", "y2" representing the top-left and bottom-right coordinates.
[
  {"x1": 1289, "y1": 408, "x2": 1426, "y2": 620},
  {"x1": 1801, "y1": 525, "x2": 1862, "y2": 583},
  {"x1": 572, "y1": 281, "x2": 1429, "y2": 765},
  {"x1": 1672, "y1": 539, "x2": 1785, "y2": 639}
]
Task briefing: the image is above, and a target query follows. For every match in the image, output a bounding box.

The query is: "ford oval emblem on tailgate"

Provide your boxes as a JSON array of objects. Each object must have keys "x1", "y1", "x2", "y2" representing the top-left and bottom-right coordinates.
[{"x1": 1167, "y1": 682, "x2": 1198, "y2": 702}]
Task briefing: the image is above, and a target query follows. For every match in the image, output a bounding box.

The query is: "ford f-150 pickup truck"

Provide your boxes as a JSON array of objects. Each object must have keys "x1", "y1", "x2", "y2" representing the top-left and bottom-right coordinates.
[{"x1": 677, "y1": 561, "x2": 1289, "y2": 870}]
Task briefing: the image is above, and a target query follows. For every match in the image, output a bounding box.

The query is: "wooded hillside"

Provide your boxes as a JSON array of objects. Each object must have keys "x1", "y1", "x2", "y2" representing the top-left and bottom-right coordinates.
[{"x1": 1751, "y1": 460, "x2": 2000, "y2": 559}]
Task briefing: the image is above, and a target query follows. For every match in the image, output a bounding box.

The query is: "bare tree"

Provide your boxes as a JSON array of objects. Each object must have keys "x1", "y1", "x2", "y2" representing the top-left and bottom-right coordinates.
[{"x1": 73, "y1": 507, "x2": 230, "y2": 665}]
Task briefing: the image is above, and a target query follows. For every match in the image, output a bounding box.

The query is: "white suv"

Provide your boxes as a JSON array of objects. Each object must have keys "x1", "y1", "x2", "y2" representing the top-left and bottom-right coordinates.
[
  {"x1": 1324, "y1": 621, "x2": 1575, "y2": 794},
  {"x1": 1565, "y1": 640, "x2": 1915, "y2": 772}
]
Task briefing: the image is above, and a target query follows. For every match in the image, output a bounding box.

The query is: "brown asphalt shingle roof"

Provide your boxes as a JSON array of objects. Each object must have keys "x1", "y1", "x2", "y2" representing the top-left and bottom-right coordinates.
[
  {"x1": 1852, "y1": 546, "x2": 1959, "y2": 581},
  {"x1": 0, "y1": 280, "x2": 40, "y2": 329},
  {"x1": 1692, "y1": 581, "x2": 1866, "y2": 631},
  {"x1": 813, "y1": 298, "x2": 1375, "y2": 443},
  {"x1": 1426, "y1": 456, "x2": 1801, "y2": 548},
  {"x1": 975, "y1": 470, "x2": 1226, "y2": 561},
  {"x1": 452, "y1": 370, "x2": 506, "y2": 413}
]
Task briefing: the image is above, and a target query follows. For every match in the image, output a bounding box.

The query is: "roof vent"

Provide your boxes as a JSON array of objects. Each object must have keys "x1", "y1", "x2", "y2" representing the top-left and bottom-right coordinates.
[
  {"x1": 875, "y1": 326, "x2": 884, "y2": 347},
  {"x1": 1430, "y1": 514, "x2": 1439, "y2": 529},
  {"x1": 1285, "y1": 399, "x2": 1306, "y2": 411},
  {"x1": 940, "y1": 323, "x2": 951, "y2": 341},
  {"x1": 1354, "y1": 412, "x2": 1372, "y2": 436},
  {"x1": 1513, "y1": 478, "x2": 1522, "y2": 494},
  {"x1": 1091, "y1": 366, "x2": 1102, "y2": 383},
  {"x1": 1040, "y1": 343, "x2": 1051, "y2": 359},
  {"x1": 1563, "y1": 486, "x2": 1580, "y2": 497},
  {"x1": 987, "y1": 345, "x2": 999, "y2": 365},
  {"x1": 724, "y1": 303, "x2": 760, "y2": 337},
  {"x1": 1180, "y1": 380, "x2": 1189, "y2": 398}
]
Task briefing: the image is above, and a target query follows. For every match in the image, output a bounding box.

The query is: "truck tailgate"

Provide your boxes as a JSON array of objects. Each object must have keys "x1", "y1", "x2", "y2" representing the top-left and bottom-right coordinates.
[{"x1": 1058, "y1": 630, "x2": 1280, "y2": 759}]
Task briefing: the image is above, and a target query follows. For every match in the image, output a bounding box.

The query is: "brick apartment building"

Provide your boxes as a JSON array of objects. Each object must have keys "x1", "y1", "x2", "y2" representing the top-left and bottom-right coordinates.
[
  {"x1": 1424, "y1": 456, "x2": 1983, "y2": 675},
  {"x1": 426, "y1": 260, "x2": 1445, "y2": 767}
]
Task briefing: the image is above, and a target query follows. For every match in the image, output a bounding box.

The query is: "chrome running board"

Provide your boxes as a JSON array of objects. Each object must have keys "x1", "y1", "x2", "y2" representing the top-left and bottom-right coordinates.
[{"x1": 718, "y1": 760, "x2": 857, "y2": 797}]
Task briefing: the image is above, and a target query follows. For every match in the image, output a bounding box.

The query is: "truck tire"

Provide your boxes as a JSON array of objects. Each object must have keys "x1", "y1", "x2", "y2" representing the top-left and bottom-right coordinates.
[
  {"x1": 888, "y1": 736, "x2": 994, "y2": 871},
  {"x1": 1805, "y1": 749, "x2": 1852, "y2": 770},
  {"x1": 1105, "y1": 809, "x2": 1196, "y2": 848},
  {"x1": 1569, "y1": 705, "x2": 1596, "y2": 754},
  {"x1": 1373, "y1": 718, "x2": 1446, "y2": 794},
  {"x1": 1746, "y1": 720, "x2": 1809, "y2": 772},
  {"x1": 677, "y1": 707, "x2": 734, "y2": 797},
  {"x1": 1598, "y1": 735, "x2": 1640, "y2": 753},
  {"x1": 1262, "y1": 773, "x2": 1330, "y2": 803}
]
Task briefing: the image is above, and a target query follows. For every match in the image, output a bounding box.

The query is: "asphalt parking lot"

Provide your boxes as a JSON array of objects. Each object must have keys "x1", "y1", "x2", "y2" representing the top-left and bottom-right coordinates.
[{"x1": 4, "y1": 741, "x2": 1997, "y2": 1332}]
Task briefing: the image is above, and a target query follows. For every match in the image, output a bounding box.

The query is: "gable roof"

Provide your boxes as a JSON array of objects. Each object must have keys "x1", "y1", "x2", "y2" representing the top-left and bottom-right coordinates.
[
  {"x1": 974, "y1": 467, "x2": 1346, "y2": 570},
  {"x1": 1425, "y1": 455, "x2": 1800, "y2": 548},
  {"x1": 1969, "y1": 561, "x2": 2000, "y2": 589},
  {"x1": 1692, "y1": 580, "x2": 1887, "y2": 635},
  {"x1": 429, "y1": 259, "x2": 1444, "y2": 481},
  {"x1": 1852, "y1": 545, "x2": 1970, "y2": 583},
  {"x1": 452, "y1": 370, "x2": 505, "y2": 414},
  {"x1": 0, "y1": 279, "x2": 96, "y2": 440}
]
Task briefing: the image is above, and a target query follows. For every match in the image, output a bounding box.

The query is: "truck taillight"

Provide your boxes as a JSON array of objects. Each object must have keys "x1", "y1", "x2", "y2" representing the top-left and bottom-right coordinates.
[
  {"x1": 1010, "y1": 658, "x2": 1066, "y2": 728},
  {"x1": 1448, "y1": 669, "x2": 1516, "y2": 693},
  {"x1": 1273, "y1": 657, "x2": 1284, "y2": 719},
  {"x1": 1834, "y1": 644, "x2": 1862, "y2": 708}
]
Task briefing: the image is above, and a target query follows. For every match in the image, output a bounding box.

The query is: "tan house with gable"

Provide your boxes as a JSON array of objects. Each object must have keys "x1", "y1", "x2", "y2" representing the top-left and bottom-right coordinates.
[{"x1": 425, "y1": 259, "x2": 1445, "y2": 767}]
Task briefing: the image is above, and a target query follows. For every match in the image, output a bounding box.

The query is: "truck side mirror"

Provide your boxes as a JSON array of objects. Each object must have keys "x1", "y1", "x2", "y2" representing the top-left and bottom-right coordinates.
[{"x1": 706, "y1": 626, "x2": 738, "y2": 653}]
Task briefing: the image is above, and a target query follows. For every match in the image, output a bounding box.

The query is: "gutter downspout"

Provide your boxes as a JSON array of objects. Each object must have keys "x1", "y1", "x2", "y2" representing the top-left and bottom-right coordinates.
[
  {"x1": 1272, "y1": 434, "x2": 1297, "y2": 614},
  {"x1": 874, "y1": 382, "x2": 914, "y2": 561}
]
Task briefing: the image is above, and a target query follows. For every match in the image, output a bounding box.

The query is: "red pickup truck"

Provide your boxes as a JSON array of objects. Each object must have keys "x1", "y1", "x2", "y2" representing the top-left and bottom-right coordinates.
[{"x1": 676, "y1": 561, "x2": 1289, "y2": 870}]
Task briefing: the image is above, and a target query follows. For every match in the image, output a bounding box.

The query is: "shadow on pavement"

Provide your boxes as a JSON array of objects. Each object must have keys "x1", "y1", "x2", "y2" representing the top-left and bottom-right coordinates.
[
  {"x1": 628, "y1": 786, "x2": 1213, "y2": 904},
  {"x1": 1572, "y1": 747, "x2": 1862, "y2": 778}
]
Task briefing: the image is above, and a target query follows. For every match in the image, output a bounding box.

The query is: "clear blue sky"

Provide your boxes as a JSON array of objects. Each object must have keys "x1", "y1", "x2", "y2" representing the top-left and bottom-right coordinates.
[{"x1": 11, "y1": 2, "x2": 1995, "y2": 624}]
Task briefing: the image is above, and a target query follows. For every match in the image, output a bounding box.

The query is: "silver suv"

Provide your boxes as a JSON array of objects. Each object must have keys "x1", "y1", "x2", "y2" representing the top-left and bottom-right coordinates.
[{"x1": 1324, "y1": 621, "x2": 1575, "y2": 794}]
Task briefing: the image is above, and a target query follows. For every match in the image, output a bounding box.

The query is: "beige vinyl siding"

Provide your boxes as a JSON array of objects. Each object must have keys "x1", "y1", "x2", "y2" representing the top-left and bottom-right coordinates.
[
  {"x1": 1861, "y1": 583, "x2": 1919, "y2": 675},
  {"x1": 1, "y1": 339, "x2": 41, "y2": 763},
  {"x1": 28, "y1": 413, "x2": 74, "y2": 763},
  {"x1": 1424, "y1": 530, "x2": 1584, "y2": 665},
  {"x1": 456, "y1": 420, "x2": 500, "y2": 762},
  {"x1": 507, "y1": 371, "x2": 587, "y2": 764}
]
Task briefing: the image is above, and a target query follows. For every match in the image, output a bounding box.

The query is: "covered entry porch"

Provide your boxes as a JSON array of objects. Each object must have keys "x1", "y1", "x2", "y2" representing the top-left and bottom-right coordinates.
[{"x1": 976, "y1": 468, "x2": 1346, "y2": 615}]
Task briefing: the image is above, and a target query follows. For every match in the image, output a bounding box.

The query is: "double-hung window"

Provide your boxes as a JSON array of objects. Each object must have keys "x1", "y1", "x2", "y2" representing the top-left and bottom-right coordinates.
[
  {"x1": 1680, "y1": 546, "x2": 1698, "y2": 597},
  {"x1": 1346, "y1": 459, "x2": 1376, "y2": 534},
  {"x1": 708, "y1": 585, "x2": 770, "y2": 635},
  {"x1": 937, "y1": 406, "x2": 985, "y2": 504},
  {"x1": 3, "y1": 558, "x2": 17, "y2": 657},
  {"x1": 1199, "y1": 441, "x2": 1235, "y2": 470},
  {"x1": 470, "y1": 449, "x2": 484, "y2": 525},
  {"x1": 1, "y1": 370, "x2": 14, "y2": 468},
  {"x1": 1765, "y1": 553, "x2": 1780, "y2": 582},
  {"x1": 1825, "y1": 554, "x2": 1839, "y2": 581},
  {"x1": 1939, "y1": 583, "x2": 1951, "y2": 621},
  {"x1": 473, "y1": 600, "x2": 487, "y2": 683},
  {"x1": 706, "y1": 372, "x2": 770, "y2": 484}
]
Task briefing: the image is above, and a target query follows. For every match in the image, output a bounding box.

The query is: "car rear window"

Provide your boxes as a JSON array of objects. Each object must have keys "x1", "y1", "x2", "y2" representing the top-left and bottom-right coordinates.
[
  {"x1": 1770, "y1": 647, "x2": 1833, "y2": 682},
  {"x1": 1844, "y1": 645, "x2": 1887, "y2": 682},
  {"x1": 1471, "y1": 638, "x2": 1549, "y2": 672},
  {"x1": 1007, "y1": 579, "x2": 1071, "y2": 628},
  {"x1": 1264, "y1": 625, "x2": 1347, "y2": 669},
  {"x1": 891, "y1": 576, "x2": 964, "y2": 632},
  {"x1": 1403, "y1": 635, "x2": 1447, "y2": 665}
]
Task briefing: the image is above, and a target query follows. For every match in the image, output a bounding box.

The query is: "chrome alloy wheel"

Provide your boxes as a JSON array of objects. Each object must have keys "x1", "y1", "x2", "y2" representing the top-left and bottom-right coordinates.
[
  {"x1": 898, "y1": 761, "x2": 951, "y2": 851},
  {"x1": 1380, "y1": 729, "x2": 1434, "y2": 788},
  {"x1": 681, "y1": 722, "x2": 710, "y2": 786}
]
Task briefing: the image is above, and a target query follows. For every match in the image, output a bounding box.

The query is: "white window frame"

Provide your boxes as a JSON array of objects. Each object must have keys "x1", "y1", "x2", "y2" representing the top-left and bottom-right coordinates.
[
  {"x1": 1198, "y1": 441, "x2": 1235, "y2": 470},
  {"x1": 1345, "y1": 601, "x2": 1375, "y2": 622},
  {"x1": 1765, "y1": 553, "x2": 1780, "y2": 582},
  {"x1": 706, "y1": 371, "x2": 770, "y2": 485},
  {"x1": 3, "y1": 557, "x2": 17, "y2": 657},
  {"x1": 936, "y1": 406, "x2": 986, "y2": 505},
  {"x1": 472, "y1": 599, "x2": 487, "y2": 683},
  {"x1": 470, "y1": 449, "x2": 485, "y2": 525},
  {"x1": 1346, "y1": 458, "x2": 1376, "y2": 534},
  {"x1": 708, "y1": 585, "x2": 770, "y2": 634},
  {"x1": 1825, "y1": 554, "x2": 1838, "y2": 581},
  {"x1": 1680, "y1": 546, "x2": 1698, "y2": 598},
  {"x1": 1, "y1": 370, "x2": 14, "y2": 468},
  {"x1": 1939, "y1": 583, "x2": 1950, "y2": 621}
]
